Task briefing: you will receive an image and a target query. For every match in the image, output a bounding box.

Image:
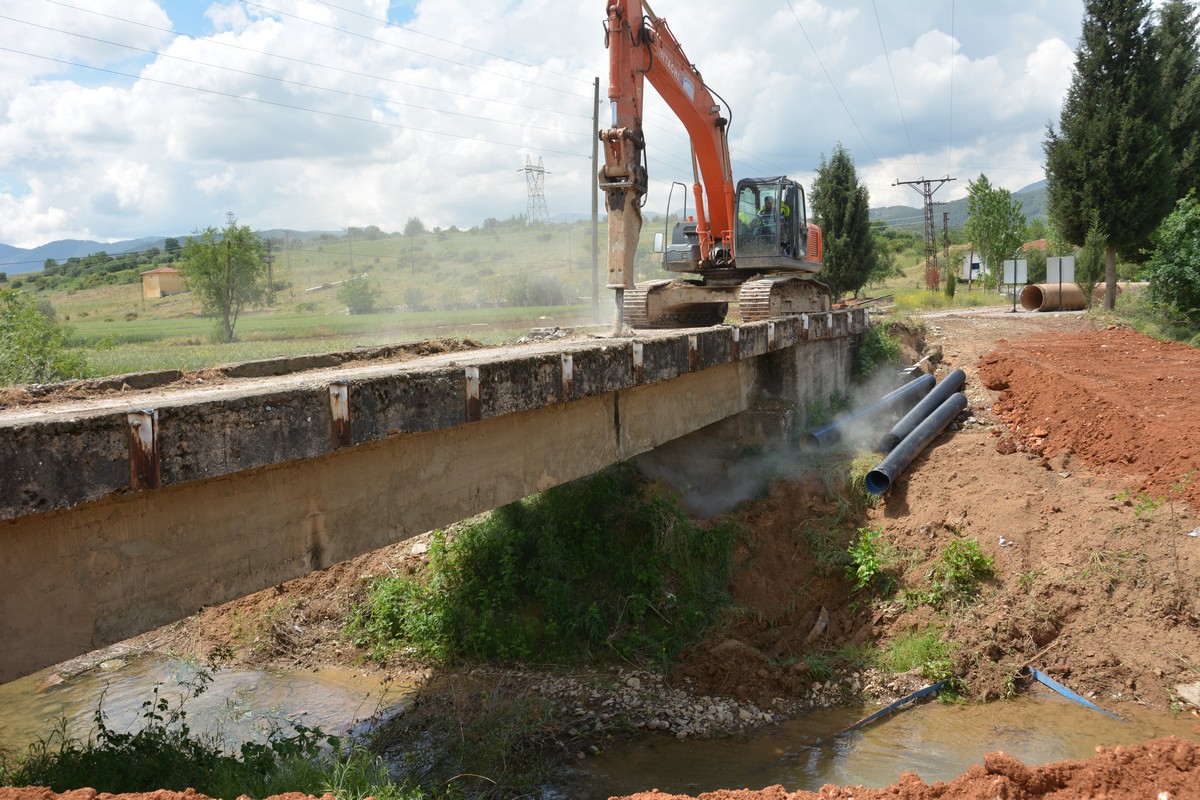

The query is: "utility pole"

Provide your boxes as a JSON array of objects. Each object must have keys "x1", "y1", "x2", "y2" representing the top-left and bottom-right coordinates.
[
  {"x1": 894, "y1": 176, "x2": 955, "y2": 290},
  {"x1": 942, "y1": 211, "x2": 950, "y2": 264},
  {"x1": 265, "y1": 239, "x2": 275, "y2": 304},
  {"x1": 591, "y1": 76, "x2": 600, "y2": 322}
]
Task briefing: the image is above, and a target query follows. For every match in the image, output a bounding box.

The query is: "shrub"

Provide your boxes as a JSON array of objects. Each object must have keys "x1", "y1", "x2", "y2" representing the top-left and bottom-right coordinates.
[
  {"x1": 346, "y1": 466, "x2": 739, "y2": 666},
  {"x1": 853, "y1": 323, "x2": 900, "y2": 377},
  {"x1": 0, "y1": 289, "x2": 88, "y2": 385}
]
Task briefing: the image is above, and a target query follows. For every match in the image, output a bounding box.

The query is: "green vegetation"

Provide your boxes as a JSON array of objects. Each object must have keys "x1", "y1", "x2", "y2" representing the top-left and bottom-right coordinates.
[
  {"x1": 906, "y1": 538, "x2": 996, "y2": 610},
  {"x1": 180, "y1": 215, "x2": 270, "y2": 342},
  {"x1": 336, "y1": 275, "x2": 380, "y2": 315},
  {"x1": 811, "y1": 143, "x2": 878, "y2": 298},
  {"x1": 964, "y1": 173, "x2": 1026, "y2": 290},
  {"x1": 0, "y1": 289, "x2": 88, "y2": 385},
  {"x1": 1146, "y1": 194, "x2": 1200, "y2": 326},
  {"x1": 846, "y1": 527, "x2": 898, "y2": 596},
  {"x1": 878, "y1": 627, "x2": 955, "y2": 683},
  {"x1": 0, "y1": 659, "x2": 421, "y2": 800},
  {"x1": 347, "y1": 466, "x2": 740, "y2": 666},
  {"x1": 853, "y1": 323, "x2": 900, "y2": 377},
  {"x1": 1045, "y1": 0, "x2": 1181, "y2": 306}
]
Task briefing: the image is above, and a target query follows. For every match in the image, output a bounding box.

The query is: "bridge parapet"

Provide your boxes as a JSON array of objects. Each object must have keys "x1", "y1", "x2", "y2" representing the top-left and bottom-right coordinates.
[{"x1": 0, "y1": 309, "x2": 868, "y2": 682}]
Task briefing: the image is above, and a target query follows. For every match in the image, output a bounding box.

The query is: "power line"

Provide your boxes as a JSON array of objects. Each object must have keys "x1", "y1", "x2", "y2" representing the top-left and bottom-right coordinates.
[
  {"x1": 1, "y1": 14, "x2": 591, "y2": 138},
  {"x1": 0, "y1": 45, "x2": 591, "y2": 159},
  {"x1": 872, "y1": 0, "x2": 919, "y2": 175},
  {"x1": 948, "y1": 0, "x2": 956, "y2": 177},
  {"x1": 782, "y1": 0, "x2": 881, "y2": 164},
  {"x1": 307, "y1": 0, "x2": 591, "y2": 86},
  {"x1": 242, "y1": 1, "x2": 582, "y2": 98},
  {"x1": 37, "y1": 0, "x2": 594, "y2": 119}
]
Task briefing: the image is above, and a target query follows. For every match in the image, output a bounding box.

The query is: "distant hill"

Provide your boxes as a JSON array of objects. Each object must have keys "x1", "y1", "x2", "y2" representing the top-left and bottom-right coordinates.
[
  {"x1": 0, "y1": 230, "x2": 337, "y2": 275},
  {"x1": 0, "y1": 236, "x2": 169, "y2": 275},
  {"x1": 2, "y1": 184, "x2": 1048, "y2": 276},
  {"x1": 870, "y1": 180, "x2": 1048, "y2": 232}
]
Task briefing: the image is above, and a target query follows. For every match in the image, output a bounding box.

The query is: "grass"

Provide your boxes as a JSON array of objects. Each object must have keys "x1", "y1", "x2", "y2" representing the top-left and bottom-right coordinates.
[
  {"x1": 346, "y1": 465, "x2": 741, "y2": 667},
  {"x1": 902, "y1": 538, "x2": 995, "y2": 611},
  {"x1": 0, "y1": 659, "x2": 423, "y2": 800},
  {"x1": 877, "y1": 627, "x2": 955, "y2": 684},
  {"x1": 69, "y1": 304, "x2": 599, "y2": 375}
]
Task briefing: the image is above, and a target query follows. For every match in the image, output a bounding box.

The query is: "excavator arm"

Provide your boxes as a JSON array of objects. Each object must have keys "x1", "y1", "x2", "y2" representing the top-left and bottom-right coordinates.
[{"x1": 600, "y1": 0, "x2": 735, "y2": 297}]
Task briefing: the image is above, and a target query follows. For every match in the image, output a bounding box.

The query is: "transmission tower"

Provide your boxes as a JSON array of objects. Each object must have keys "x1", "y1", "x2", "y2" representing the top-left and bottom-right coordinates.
[
  {"x1": 522, "y1": 156, "x2": 550, "y2": 225},
  {"x1": 894, "y1": 176, "x2": 955, "y2": 290}
]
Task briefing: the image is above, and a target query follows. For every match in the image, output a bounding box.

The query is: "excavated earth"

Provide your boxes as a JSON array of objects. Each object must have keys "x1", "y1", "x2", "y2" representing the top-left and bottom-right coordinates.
[{"x1": 5, "y1": 309, "x2": 1200, "y2": 799}]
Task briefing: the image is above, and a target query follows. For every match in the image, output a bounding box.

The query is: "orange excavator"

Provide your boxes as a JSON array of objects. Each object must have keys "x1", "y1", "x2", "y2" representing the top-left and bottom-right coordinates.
[{"x1": 600, "y1": 0, "x2": 830, "y2": 328}]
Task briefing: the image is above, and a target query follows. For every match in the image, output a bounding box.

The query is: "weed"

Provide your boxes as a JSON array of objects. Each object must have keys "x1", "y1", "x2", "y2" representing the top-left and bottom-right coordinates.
[
  {"x1": 0, "y1": 655, "x2": 420, "y2": 800},
  {"x1": 346, "y1": 465, "x2": 739, "y2": 667},
  {"x1": 801, "y1": 650, "x2": 836, "y2": 682},
  {"x1": 1018, "y1": 569, "x2": 1043, "y2": 591},
  {"x1": 853, "y1": 324, "x2": 901, "y2": 378},
  {"x1": 878, "y1": 627, "x2": 954, "y2": 683},
  {"x1": 846, "y1": 452, "x2": 880, "y2": 511},
  {"x1": 846, "y1": 527, "x2": 898, "y2": 597},
  {"x1": 919, "y1": 538, "x2": 995, "y2": 609}
]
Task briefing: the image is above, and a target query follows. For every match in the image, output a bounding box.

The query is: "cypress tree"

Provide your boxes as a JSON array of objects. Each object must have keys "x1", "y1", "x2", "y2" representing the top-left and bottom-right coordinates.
[
  {"x1": 1154, "y1": 0, "x2": 1200, "y2": 200},
  {"x1": 810, "y1": 143, "x2": 876, "y2": 298},
  {"x1": 1044, "y1": 0, "x2": 1173, "y2": 308}
]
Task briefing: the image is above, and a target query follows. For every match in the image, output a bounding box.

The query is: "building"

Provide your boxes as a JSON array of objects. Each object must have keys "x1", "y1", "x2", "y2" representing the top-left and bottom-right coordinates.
[{"x1": 140, "y1": 266, "x2": 187, "y2": 299}]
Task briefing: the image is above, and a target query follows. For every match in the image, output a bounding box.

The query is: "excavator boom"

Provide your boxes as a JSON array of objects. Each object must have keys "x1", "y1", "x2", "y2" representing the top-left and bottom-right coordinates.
[
  {"x1": 599, "y1": 1, "x2": 827, "y2": 329},
  {"x1": 600, "y1": 0, "x2": 734, "y2": 292}
]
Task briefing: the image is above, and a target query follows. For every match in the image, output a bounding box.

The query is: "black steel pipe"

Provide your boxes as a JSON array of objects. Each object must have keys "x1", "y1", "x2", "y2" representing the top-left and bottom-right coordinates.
[
  {"x1": 865, "y1": 392, "x2": 968, "y2": 495},
  {"x1": 879, "y1": 368, "x2": 967, "y2": 453},
  {"x1": 803, "y1": 373, "x2": 935, "y2": 448}
]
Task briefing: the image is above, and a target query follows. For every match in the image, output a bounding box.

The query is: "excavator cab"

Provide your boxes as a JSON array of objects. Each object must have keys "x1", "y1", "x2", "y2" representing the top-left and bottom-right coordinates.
[{"x1": 733, "y1": 177, "x2": 817, "y2": 273}]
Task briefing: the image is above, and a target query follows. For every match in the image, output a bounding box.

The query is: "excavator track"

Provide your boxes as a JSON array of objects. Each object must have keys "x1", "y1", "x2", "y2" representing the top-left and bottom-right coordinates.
[
  {"x1": 623, "y1": 280, "x2": 729, "y2": 329},
  {"x1": 737, "y1": 276, "x2": 831, "y2": 322}
]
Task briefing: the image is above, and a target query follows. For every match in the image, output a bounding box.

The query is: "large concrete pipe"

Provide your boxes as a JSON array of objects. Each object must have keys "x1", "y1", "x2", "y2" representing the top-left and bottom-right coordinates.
[
  {"x1": 803, "y1": 373, "x2": 935, "y2": 448},
  {"x1": 1020, "y1": 283, "x2": 1086, "y2": 312},
  {"x1": 879, "y1": 368, "x2": 966, "y2": 453},
  {"x1": 865, "y1": 392, "x2": 968, "y2": 495}
]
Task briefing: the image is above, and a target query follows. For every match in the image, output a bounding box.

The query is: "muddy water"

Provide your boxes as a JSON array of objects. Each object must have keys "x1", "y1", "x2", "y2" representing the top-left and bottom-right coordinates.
[
  {"x1": 4, "y1": 663, "x2": 1198, "y2": 799},
  {"x1": 0, "y1": 656, "x2": 404, "y2": 755},
  {"x1": 564, "y1": 686, "x2": 1200, "y2": 798}
]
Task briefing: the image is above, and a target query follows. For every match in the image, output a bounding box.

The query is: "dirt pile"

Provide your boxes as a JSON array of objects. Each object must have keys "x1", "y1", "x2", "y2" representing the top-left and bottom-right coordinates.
[
  {"x1": 977, "y1": 325, "x2": 1200, "y2": 510},
  {"x1": 610, "y1": 735, "x2": 1200, "y2": 799},
  {"x1": 4, "y1": 735, "x2": 1196, "y2": 800}
]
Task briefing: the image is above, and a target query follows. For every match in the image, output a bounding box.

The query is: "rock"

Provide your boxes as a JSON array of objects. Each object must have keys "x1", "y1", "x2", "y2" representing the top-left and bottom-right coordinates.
[
  {"x1": 1174, "y1": 681, "x2": 1200, "y2": 709},
  {"x1": 625, "y1": 676, "x2": 641, "y2": 689}
]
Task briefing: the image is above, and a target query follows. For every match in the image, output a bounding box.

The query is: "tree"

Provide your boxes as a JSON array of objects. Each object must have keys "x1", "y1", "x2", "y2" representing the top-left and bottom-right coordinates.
[
  {"x1": 404, "y1": 217, "x2": 428, "y2": 237},
  {"x1": 810, "y1": 143, "x2": 877, "y2": 297},
  {"x1": 1145, "y1": 193, "x2": 1200, "y2": 322},
  {"x1": 963, "y1": 174, "x2": 1026, "y2": 290},
  {"x1": 180, "y1": 214, "x2": 268, "y2": 342},
  {"x1": 1155, "y1": 0, "x2": 1200, "y2": 199},
  {"x1": 164, "y1": 237, "x2": 182, "y2": 259},
  {"x1": 1077, "y1": 210, "x2": 1108, "y2": 309},
  {"x1": 0, "y1": 289, "x2": 87, "y2": 385},
  {"x1": 1045, "y1": 0, "x2": 1173, "y2": 309},
  {"x1": 337, "y1": 276, "x2": 379, "y2": 314}
]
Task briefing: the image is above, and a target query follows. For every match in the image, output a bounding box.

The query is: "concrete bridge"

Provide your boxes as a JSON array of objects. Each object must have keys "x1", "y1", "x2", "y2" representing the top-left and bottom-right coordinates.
[{"x1": 0, "y1": 310, "x2": 869, "y2": 683}]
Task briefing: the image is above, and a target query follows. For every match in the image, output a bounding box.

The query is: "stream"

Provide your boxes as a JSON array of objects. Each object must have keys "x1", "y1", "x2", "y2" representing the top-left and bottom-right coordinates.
[{"x1": 2, "y1": 656, "x2": 1197, "y2": 797}]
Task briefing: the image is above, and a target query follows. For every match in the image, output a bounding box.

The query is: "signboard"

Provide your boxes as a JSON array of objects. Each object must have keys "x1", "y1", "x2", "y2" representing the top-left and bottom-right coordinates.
[
  {"x1": 1002, "y1": 258, "x2": 1028, "y2": 285},
  {"x1": 961, "y1": 254, "x2": 983, "y2": 281},
  {"x1": 1046, "y1": 255, "x2": 1076, "y2": 284}
]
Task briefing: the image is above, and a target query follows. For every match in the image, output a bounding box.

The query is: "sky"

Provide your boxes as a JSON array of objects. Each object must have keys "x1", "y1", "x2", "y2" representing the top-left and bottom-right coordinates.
[{"x1": 0, "y1": 0, "x2": 1089, "y2": 248}]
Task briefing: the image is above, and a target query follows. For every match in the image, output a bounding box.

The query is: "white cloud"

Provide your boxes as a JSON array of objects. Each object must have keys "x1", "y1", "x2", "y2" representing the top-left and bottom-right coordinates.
[{"x1": 0, "y1": 0, "x2": 1084, "y2": 247}]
